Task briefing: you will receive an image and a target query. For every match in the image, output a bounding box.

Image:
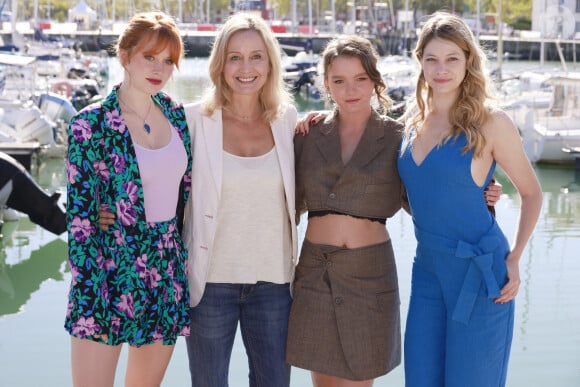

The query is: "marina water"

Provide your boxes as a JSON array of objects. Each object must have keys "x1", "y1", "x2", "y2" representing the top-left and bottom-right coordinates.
[{"x1": 0, "y1": 57, "x2": 579, "y2": 386}]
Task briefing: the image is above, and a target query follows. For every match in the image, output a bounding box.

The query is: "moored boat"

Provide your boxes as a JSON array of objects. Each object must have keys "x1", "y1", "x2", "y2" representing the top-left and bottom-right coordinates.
[{"x1": 516, "y1": 73, "x2": 580, "y2": 164}]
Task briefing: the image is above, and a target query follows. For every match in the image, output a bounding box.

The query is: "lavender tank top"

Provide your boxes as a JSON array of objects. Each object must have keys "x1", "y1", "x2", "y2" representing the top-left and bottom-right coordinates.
[{"x1": 134, "y1": 125, "x2": 187, "y2": 222}]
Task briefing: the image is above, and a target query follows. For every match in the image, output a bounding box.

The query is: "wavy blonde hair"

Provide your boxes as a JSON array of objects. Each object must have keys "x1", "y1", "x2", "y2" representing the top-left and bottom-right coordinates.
[
  {"x1": 404, "y1": 12, "x2": 493, "y2": 156},
  {"x1": 201, "y1": 13, "x2": 292, "y2": 122}
]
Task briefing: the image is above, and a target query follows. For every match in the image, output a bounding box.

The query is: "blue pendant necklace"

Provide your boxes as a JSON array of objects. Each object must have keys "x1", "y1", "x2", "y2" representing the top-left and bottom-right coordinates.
[{"x1": 119, "y1": 94, "x2": 153, "y2": 134}]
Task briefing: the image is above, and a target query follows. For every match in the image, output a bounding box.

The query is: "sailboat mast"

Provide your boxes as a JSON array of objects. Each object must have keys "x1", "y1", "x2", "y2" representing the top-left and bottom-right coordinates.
[{"x1": 496, "y1": 0, "x2": 503, "y2": 81}]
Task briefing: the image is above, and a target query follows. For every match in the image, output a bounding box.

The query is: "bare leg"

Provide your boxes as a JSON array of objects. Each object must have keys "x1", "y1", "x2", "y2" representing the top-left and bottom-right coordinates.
[
  {"x1": 71, "y1": 336, "x2": 122, "y2": 387},
  {"x1": 125, "y1": 342, "x2": 175, "y2": 387},
  {"x1": 312, "y1": 371, "x2": 374, "y2": 387}
]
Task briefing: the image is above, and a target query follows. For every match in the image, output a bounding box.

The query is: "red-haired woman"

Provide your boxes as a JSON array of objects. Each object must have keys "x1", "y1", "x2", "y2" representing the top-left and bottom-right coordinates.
[{"x1": 65, "y1": 12, "x2": 192, "y2": 387}]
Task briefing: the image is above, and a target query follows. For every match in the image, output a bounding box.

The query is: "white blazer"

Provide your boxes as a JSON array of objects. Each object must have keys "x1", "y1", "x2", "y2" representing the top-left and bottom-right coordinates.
[{"x1": 183, "y1": 102, "x2": 299, "y2": 307}]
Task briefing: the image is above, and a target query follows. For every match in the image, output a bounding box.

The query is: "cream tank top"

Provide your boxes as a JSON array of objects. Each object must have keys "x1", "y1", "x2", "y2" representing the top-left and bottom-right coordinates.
[{"x1": 208, "y1": 147, "x2": 293, "y2": 284}]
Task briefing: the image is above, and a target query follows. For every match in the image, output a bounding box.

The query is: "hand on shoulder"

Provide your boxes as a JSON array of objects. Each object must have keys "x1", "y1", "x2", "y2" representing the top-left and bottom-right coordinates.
[{"x1": 294, "y1": 110, "x2": 329, "y2": 136}]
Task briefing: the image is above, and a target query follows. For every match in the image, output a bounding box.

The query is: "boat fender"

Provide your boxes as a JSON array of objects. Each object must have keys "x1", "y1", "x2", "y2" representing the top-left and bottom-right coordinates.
[{"x1": 51, "y1": 81, "x2": 73, "y2": 98}]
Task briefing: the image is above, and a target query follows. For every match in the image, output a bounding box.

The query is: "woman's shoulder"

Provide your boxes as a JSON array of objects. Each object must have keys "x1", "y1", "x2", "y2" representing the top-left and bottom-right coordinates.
[
  {"x1": 76, "y1": 101, "x2": 104, "y2": 118},
  {"x1": 183, "y1": 101, "x2": 205, "y2": 118},
  {"x1": 283, "y1": 103, "x2": 298, "y2": 116},
  {"x1": 484, "y1": 108, "x2": 517, "y2": 135},
  {"x1": 183, "y1": 101, "x2": 203, "y2": 110},
  {"x1": 373, "y1": 110, "x2": 404, "y2": 138},
  {"x1": 274, "y1": 103, "x2": 297, "y2": 124}
]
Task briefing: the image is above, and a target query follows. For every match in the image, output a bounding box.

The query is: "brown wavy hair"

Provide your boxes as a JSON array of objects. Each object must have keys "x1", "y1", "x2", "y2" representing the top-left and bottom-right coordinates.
[
  {"x1": 404, "y1": 12, "x2": 493, "y2": 156},
  {"x1": 202, "y1": 13, "x2": 292, "y2": 122},
  {"x1": 320, "y1": 35, "x2": 392, "y2": 112},
  {"x1": 116, "y1": 11, "x2": 183, "y2": 69}
]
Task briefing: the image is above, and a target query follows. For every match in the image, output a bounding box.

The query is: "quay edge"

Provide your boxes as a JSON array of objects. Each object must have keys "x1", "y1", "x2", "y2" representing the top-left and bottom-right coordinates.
[{"x1": 1, "y1": 30, "x2": 579, "y2": 61}]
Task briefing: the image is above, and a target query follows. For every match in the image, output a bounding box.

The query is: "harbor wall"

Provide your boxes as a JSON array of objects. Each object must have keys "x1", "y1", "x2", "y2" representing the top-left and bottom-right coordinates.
[{"x1": 1, "y1": 30, "x2": 579, "y2": 61}]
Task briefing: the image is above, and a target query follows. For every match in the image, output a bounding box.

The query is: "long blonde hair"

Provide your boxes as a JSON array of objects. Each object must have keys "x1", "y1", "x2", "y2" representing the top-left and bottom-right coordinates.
[
  {"x1": 201, "y1": 13, "x2": 292, "y2": 122},
  {"x1": 404, "y1": 12, "x2": 493, "y2": 156}
]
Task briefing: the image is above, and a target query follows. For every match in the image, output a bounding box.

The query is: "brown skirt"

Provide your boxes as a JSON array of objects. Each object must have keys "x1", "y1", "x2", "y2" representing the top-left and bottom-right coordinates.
[{"x1": 286, "y1": 239, "x2": 401, "y2": 380}]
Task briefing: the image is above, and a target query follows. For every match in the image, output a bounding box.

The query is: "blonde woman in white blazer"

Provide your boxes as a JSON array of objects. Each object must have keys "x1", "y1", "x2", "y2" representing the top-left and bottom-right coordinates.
[
  {"x1": 182, "y1": 14, "x2": 299, "y2": 386},
  {"x1": 183, "y1": 102, "x2": 298, "y2": 309}
]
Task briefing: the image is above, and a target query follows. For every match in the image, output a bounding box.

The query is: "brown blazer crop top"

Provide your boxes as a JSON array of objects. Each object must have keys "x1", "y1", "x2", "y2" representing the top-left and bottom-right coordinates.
[{"x1": 294, "y1": 109, "x2": 405, "y2": 224}]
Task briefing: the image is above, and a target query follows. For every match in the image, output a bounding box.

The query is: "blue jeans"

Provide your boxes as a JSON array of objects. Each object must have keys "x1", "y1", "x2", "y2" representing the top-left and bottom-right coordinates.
[{"x1": 185, "y1": 282, "x2": 292, "y2": 387}]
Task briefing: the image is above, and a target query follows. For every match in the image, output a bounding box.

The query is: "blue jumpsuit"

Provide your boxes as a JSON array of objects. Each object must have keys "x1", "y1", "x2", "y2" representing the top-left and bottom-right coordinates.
[{"x1": 398, "y1": 132, "x2": 514, "y2": 387}]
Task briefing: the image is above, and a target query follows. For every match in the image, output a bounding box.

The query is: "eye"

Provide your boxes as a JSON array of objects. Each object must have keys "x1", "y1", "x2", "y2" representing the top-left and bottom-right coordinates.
[
  {"x1": 251, "y1": 53, "x2": 263, "y2": 60},
  {"x1": 164, "y1": 59, "x2": 174, "y2": 65},
  {"x1": 333, "y1": 79, "x2": 344, "y2": 84},
  {"x1": 229, "y1": 54, "x2": 241, "y2": 61},
  {"x1": 144, "y1": 55, "x2": 154, "y2": 61},
  {"x1": 357, "y1": 76, "x2": 368, "y2": 81}
]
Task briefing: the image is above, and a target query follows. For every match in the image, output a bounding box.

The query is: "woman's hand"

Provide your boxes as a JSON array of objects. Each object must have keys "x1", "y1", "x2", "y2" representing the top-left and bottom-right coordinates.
[
  {"x1": 98, "y1": 209, "x2": 116, "y2": 231},
  {"x1": 484, "y1": 177, "x2": 502, "y2": 206},
  {"x1": 495, "y1": 252, "x2": 521, "y2": 304},
  {"x1": 295, "y1": 111, "x2": 328, "y2": 136}
]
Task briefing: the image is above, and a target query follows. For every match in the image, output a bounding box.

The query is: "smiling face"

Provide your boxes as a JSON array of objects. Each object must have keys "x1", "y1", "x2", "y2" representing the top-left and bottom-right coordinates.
[
  {"x1": 420, "y1": 37, "x2": 467, "y2": 97},
  {"x1": 122, "y1": 41, "x2": 175, "y2": 95},
  {"x1": 324, "y1": 55, "x2": 375, "y2": 115},
  {"x1": 223, "y1": 29, "x2": 270, "y2": 98}
]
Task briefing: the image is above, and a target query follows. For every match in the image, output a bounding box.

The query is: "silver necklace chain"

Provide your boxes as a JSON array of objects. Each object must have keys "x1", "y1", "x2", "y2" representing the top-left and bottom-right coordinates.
[{"x1": 119, "y1": 94, "x2": 153, "y2": 134}]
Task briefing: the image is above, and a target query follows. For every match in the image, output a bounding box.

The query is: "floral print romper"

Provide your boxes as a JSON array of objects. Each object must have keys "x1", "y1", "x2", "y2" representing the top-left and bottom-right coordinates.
[{"x1": 65, "y1": 86, "x2": 192, "y2": 346}]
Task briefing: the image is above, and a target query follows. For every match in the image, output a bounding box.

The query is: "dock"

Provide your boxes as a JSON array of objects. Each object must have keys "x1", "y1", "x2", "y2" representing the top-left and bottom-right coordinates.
[
  {"x1": 1, "y1": 29, "x2": 579, "y2": 59},
  {"x1": 0, "y1": 142, "x2": 42, "y2": 171},
  {"x1": 562, "y1": 146, "x2": 580, "y2": 170}
]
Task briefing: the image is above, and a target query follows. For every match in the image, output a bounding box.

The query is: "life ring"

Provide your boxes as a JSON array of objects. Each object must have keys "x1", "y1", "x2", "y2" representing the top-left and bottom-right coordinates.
[{"x1": 51, "y1": 81, "x2": 73, "y2": 98}]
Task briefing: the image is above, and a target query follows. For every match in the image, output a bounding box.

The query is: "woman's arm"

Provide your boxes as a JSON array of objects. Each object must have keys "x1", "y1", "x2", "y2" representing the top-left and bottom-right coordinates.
[
  {"x1": 488, "y1": 110, "x2": 543, "y2": 303},
  {"x1": 66, "y1": 110, "x2": 102, "y2": 262}
]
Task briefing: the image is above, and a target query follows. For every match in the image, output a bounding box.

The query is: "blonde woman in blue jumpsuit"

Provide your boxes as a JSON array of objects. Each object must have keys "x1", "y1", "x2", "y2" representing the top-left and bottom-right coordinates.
[{"x1": 397, "y1": 12, "x2": 543, "y2": 387}]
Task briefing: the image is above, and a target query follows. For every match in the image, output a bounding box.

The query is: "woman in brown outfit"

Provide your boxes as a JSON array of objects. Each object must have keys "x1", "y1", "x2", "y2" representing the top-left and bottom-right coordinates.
[{"x1": 286, "y1": 35, "x2": 403, "y2": 386}]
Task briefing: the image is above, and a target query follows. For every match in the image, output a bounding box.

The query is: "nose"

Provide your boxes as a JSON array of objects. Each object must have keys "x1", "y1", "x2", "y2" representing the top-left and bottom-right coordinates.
[
  {"x1": 151, "y1": 59, "x2": 163, "y2": 72},
  {"x1": 345, "y1": 81, "x2": 356, "y2": 93},
  {"x1": 435, "y1": 62, "x2": 448, "y2": 74},
  {"x1": 240, "y1": 58, "x2": 253, "y2": 71}
]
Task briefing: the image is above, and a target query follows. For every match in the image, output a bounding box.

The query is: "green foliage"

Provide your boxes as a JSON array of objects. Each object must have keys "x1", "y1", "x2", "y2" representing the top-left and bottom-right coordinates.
[
  {"x1": 511, "y1": 16, "x2": 531, "y2": 30},
  {"x1": 10, "y1": 0, "x2": 532, "y2": 29}
]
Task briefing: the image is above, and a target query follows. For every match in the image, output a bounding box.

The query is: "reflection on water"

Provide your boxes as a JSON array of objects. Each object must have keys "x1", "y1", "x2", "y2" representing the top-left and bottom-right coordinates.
[
  {"x1": 496, "y1": 164, "x2": 580, "y2": 235},
  {"x1": 0, "y1": 237, "x2": 67, "y2": 316},
  {"x1": 0, "y1": 158, "x2": 68, "y2": 318}
]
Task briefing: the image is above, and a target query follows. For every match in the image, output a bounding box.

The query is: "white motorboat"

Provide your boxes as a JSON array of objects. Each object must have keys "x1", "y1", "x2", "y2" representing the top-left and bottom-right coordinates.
[
  {"x1": 515, "y1": 74, "x2": 580, "y2": 164},
  {"x1": 0, "y1": 93, "x2": 77, "y2": 160}
]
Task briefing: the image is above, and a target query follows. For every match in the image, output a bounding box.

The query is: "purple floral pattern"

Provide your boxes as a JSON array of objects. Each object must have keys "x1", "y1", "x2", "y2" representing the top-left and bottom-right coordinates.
[{"x1": 65, "y1": 85, "x2": 192, "y2": 346}]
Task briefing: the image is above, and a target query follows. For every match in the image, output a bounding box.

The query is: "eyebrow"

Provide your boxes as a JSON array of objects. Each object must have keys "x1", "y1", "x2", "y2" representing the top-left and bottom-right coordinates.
[
  {"x1": 423, "y1": 50, "x2": 462, "y2": 57},
  {"x1": 226, "y1": 49, "x2": 265, "y2": 55},
  {"x1": 329, "y1": 72, "x2": 367, "y2": 78}
]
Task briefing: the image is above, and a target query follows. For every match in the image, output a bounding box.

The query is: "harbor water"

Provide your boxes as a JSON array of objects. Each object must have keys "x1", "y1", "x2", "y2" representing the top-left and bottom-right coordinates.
[{"x1": 0, "y1": 57, "x2": 579, "y2": 386}]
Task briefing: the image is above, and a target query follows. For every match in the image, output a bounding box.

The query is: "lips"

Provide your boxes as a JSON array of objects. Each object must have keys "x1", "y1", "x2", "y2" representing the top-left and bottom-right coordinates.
[
  {"x1": 237, "y1": 76, "x2": 257, "y2": 83},
  {"x1": 147, "y1": 78, "x2": 162, "y2": 85}
]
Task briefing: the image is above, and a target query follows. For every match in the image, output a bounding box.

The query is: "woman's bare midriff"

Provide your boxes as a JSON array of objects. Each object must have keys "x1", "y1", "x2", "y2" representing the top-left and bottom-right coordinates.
[{"x1": 305, "y1": 213, "x2": 390, "y2": 249}]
